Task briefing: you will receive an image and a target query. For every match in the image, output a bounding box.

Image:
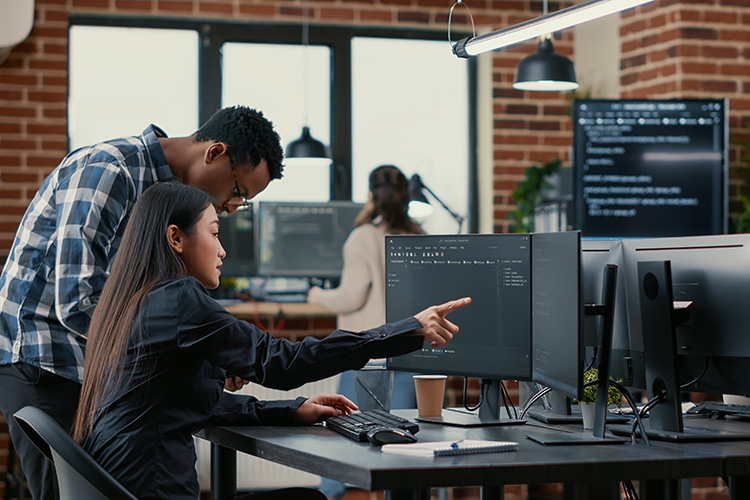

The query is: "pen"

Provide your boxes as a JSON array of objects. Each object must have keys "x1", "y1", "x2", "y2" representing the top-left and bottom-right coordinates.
[{"x1": 450, "y1": 439, "x2": 464, "y2": 449}]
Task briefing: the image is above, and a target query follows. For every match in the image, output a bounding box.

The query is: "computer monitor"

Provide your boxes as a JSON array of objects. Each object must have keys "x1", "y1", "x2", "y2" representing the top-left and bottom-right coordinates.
[
  {"x1": 608, "y1": 234, "x2": 750, "y2": 441},
  {"x1": 530, "y1": 231, "x2": 584, "y2": 402},
  {"x1": 217, "y1": 207, "x2": 256, "y2": 278},
  {"x1": 527, "y1": 231, "x2": 625, "y2": 444},
  {"x1": 573, "y1": 98, "x2": 728, "y2": 238},
  {"x1": 255, "y1": 201, "x2": 364, "y2": 279},
  {"x1": 527, "y1": 238, "x2": 633, "y2": 424},
  {"x1": 385, "y1": 233, "x2": 532, "y2": 425}
]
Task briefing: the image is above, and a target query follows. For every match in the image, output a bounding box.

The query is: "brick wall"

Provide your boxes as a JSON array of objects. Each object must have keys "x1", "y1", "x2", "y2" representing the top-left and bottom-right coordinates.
[
  {"x1": 619, "y1": 0, "x2": 750, "y2": 229},
  {"x1": 0, "y1": 0, "x2": 577, "y2": 263},
  {"x1": 1, "y1": 1, "x2": 749, "y2": 498}
]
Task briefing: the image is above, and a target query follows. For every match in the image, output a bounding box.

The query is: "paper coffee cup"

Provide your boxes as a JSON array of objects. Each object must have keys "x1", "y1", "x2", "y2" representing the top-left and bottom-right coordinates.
[{"x1": 413, "y1": 375, "x2": 447, "y2": 417}]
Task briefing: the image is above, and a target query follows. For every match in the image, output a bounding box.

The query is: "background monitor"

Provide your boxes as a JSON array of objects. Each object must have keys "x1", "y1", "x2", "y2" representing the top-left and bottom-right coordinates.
[
  {"x1": 619, "y1": 234, "x2": 750, "y2": 398},
  {"x1": 255, "y1": 201, "x2": 363, "y2": 279},
  {"x1": 386, "y1": 234, "x2": 532, "y2": 382},
  {"x1": 218, "y1": 206, "x2": 255, "y2": 278},
  {"x1": 573, "y1": 99, "x2": 728, "y2": 238},
  {"x1": 581, "y1": 239, "x2": 642, "y2": 387}
]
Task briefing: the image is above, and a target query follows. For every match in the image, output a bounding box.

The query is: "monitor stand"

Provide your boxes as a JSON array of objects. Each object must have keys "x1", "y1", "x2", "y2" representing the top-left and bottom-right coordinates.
[
  {"x1": 608, "y1": 261, "x2": 750, "y2": 443},
  {"x1": 416, "y1": 380, "x2": 525, "y2": 427},
  {"x1": 527, "y1": 389, "x2": 628, "y2": 424},
  {"x1": 526, "y1": 264, "x2": 626, "y2": 445}
]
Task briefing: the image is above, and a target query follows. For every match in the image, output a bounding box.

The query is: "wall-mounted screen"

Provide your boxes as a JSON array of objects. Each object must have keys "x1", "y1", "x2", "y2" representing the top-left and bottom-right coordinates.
[{"x1": 573, "y1": 99, "x2": 728, "y2": 238}]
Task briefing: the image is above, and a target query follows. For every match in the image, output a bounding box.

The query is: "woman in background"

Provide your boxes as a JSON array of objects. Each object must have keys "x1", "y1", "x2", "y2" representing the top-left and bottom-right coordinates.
[
  {"x1": 307, "y1": 165, "x2": 424, "y2": 499},
  {"x1": 73, "y1": 182, "x2": 469, "y2": 500}
]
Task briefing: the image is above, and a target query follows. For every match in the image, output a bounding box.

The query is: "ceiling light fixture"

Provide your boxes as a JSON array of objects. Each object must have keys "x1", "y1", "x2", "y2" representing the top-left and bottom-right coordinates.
[{"x1": 452, "y1": 0, "x2": 654, "y2": 58}]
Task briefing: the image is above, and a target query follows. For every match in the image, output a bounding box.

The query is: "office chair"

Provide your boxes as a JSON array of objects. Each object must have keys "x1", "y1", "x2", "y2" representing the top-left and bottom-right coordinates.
[{"x1": 13, "y1": 406, "x2": 138, "y2": 500}]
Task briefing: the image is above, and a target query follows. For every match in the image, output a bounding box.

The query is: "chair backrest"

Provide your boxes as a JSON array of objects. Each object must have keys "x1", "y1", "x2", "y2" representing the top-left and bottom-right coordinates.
[{"x1": 13, "y1": 406, "x2": 138, "y2": 500}]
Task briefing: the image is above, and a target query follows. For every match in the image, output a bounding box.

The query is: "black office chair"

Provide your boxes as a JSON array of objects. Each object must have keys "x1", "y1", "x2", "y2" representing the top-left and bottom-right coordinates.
[{"x1": 13, "y1": 406, "x2": 137, "y2": 500}]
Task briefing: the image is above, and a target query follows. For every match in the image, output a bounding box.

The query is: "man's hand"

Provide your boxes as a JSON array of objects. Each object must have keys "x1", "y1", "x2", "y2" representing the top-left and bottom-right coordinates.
[
  {"x1": 224, "y1": 376, "x2": 249, "y2": 392},
  {"x1": 295, "y1": 394, "x2": 358, "y2": 425},
  {"x1": 413, "y1": 297, "x2": 471, "y2": 348}
]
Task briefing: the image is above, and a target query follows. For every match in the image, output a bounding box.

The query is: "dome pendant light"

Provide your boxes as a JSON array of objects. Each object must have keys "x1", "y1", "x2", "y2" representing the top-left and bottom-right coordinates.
[
  {"x1": 286, "y1": 0, "x2": 331, "y2": 163},
  {"x1": 513, "y1": 36, "x2": 579, "y2": 92}
]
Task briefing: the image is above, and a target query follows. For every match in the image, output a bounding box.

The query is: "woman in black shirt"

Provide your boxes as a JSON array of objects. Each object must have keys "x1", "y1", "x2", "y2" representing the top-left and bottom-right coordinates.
[{"x1": 72, "y1": 182, "x2": 469, "y2": 500}]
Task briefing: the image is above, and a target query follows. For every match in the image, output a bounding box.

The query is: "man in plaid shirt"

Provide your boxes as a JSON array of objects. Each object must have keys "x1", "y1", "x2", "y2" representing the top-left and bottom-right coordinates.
[{"x1": 0, "y1": 106, "x2": 284, "y2": 500}]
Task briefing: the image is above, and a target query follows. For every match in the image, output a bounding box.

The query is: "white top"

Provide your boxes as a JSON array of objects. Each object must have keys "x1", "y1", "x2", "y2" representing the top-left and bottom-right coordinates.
[{"x1": 309, "y1": 223, "x2": 388, "y2": 332}]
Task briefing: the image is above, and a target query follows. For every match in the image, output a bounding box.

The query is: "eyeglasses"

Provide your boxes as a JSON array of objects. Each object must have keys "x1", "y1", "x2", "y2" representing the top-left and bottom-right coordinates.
[{"x1": 226, "y1": 152, "x2": 251, "y2": 212}]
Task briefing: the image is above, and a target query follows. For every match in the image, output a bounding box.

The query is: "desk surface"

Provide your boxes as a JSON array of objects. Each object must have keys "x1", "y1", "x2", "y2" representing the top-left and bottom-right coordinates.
[{"x1": 198, "y1": 410, "x2": 738, "y2": 492}]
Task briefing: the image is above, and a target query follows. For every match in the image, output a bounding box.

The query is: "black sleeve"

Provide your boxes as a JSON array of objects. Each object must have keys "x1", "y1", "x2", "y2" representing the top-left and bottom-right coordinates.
[
  {"x1": 176, "y1": 278, "x2": 424, "y2": 390},
  {"x1": 206, "y1": 392, "x2": 306, "y2": 426}
]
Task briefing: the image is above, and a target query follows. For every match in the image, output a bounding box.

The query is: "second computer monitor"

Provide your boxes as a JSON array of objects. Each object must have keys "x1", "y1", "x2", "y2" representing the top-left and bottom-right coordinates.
[
  {"x1": 385, "y1": 234, "x2": 532, "y2": 381},
  {"x1": 255, "y1": 201, "x2": 364, "y2": 279},
  {"x1": 531, "y1": 231, "x2": 584, "y2": 401}
]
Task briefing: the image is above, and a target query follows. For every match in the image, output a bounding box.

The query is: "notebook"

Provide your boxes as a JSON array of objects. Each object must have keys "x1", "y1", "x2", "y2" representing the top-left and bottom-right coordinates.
[{"x1": 381, "y1": 439, "x2": 518, "y2": 457}]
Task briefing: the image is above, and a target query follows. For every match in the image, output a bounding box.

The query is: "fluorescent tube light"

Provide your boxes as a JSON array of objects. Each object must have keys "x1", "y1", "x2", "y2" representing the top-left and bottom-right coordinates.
[{"x1": 453, "y1": 0, "x2": 654, "y2": 58}]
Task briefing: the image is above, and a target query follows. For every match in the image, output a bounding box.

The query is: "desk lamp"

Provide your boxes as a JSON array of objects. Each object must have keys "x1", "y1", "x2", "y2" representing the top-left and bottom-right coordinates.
[{"x1": 408, "y1": 174, "x2": 465, "y2": 234}]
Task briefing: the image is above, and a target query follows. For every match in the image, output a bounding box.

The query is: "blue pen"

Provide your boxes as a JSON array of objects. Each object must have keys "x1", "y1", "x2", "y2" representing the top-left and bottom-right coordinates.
[{"x1": 450, "y1": 439, "x2": 464, "y2": 449}]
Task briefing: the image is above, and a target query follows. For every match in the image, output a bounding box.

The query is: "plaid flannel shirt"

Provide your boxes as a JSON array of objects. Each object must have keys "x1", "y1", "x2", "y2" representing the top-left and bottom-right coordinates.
[{"x1": 0, "y1": 125, "x2": 174, "y2": 383}]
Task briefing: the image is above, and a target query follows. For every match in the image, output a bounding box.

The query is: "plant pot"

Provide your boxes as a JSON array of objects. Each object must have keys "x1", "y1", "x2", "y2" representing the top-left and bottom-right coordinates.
[{"x1": 580, "y1": 402, "x2": 595, "y2": 430}]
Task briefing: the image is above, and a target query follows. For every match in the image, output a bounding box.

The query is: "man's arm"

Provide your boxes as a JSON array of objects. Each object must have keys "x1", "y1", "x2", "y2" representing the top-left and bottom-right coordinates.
[{"x1": 54, "y1": 159, "x2": 134, "y2": 337}]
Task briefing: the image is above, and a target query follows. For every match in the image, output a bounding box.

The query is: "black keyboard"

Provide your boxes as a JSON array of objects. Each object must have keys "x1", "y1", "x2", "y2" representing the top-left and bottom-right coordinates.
[
  {"x1": 325, "y1": 409, "x2": 419, "y2": 442},
  {"x1": 687, "y1": 401, "x2": 750, "y2": 418}
]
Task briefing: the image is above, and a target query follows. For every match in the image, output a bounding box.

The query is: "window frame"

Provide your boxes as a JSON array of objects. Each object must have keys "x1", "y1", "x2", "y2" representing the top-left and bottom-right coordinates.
[{"x1": 68, "y1": 15, "x2": 478, "y2": 232}]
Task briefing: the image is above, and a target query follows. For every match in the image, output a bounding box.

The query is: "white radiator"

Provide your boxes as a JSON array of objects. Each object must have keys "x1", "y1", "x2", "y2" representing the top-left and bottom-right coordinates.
[{"x1": 195, "y1": 374, "x2": 342, "y2": 491}]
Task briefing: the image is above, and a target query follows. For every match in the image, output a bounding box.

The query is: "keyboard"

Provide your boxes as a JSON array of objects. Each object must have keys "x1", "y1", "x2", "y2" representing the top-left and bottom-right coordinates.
[
  {"x1": 687, "y1": 401, "x2": 750, "y2": 418},
  {"x1": 325, "y1": 409, "x2": 420, "y2": 442}
]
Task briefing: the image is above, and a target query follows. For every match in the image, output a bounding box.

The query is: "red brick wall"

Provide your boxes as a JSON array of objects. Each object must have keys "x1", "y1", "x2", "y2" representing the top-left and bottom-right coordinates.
[
  {"x1": 619, "y1": 0, "x2": 750, "y2": 229},
  {"x1": 0, "y1": 0, "x2": 577, "y2": 263}
]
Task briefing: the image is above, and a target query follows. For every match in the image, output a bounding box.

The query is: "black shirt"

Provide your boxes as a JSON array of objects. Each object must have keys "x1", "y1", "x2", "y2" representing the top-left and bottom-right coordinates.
[{"x1": 82, "y1": 277, "x2": 423, "y2": 500}]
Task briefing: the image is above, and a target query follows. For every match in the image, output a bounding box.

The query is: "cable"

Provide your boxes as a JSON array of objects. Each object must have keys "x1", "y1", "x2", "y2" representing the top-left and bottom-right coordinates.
[
  {"x1": 627, "y1": 392, "x2": 665, "y2": 445},
  {"x1": 584, "y1": 346, "x2": 599, "y2": 372},
  {"x1": 497, "y1": 381, "x2": 518, "y2": 419},
  {"x1": 519, "y1": 386, "x2": 553, "y2": 419},
  {"x1": 463, "y1": 377, "x2": 484, "y2": 412},
  {"x1": 621, "y1": 479, "x2": 639, "y2": 500},
  {"x1": 680, "y1": 356, "x2": 709, "y2": 390}
]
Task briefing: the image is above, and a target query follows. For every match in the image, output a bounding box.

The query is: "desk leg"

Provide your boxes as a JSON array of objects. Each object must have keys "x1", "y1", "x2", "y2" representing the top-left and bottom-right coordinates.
[
  {"x1": 728, "y1": 475, "x2": 750, "y2": 500},
  {"x1": 210, "y1": 442, "x2": 237, "y2": 500}
]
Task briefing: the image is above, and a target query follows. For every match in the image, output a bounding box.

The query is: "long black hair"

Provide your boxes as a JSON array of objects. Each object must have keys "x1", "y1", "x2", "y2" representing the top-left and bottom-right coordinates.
[{"x1": 73, "y1": 182, "x2": 213, "y2": 443}]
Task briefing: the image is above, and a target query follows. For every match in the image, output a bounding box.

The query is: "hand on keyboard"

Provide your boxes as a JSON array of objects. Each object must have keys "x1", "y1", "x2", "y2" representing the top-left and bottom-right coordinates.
[
  {"x1": 296, "y1": 394, "x2": 358, "y2": 424},
  {"x1": 325, "y1": 409, "x2": 420, "y2": 443}
]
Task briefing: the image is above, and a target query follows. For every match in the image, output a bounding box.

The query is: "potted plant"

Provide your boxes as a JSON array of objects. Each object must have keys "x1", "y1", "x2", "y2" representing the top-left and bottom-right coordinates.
[{"x1": 580, "y1": 368, "x2": 623, "y2": 429}]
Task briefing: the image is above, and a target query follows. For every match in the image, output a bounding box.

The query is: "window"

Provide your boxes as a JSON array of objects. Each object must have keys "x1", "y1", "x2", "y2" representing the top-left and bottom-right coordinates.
[
  {"x1": 68, "y1": 25, "x2": 199, "y2": 150},
  {"x1": 351, "y1": 37, "x2": 470, "y2": 234},
  {"x1": 68, "y1": 18, "x2": 476, "y2": 231},
  {"x1": 222, "y1": 42, "x2": 331, "y2": 203}
]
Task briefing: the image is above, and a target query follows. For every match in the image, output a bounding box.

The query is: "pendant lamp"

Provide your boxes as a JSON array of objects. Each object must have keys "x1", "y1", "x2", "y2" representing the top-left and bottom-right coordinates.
[
  {"x1": 286, "y1": 0, "x2": 330, "y2": 163},
  {"x1": 512, "y1": 36, "x2": 579, "y2": 91}
]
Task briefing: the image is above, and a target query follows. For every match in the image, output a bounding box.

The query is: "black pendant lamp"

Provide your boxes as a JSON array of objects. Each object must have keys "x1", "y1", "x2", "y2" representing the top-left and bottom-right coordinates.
[
  {"x1": 286, "y1": 126, "x2": 329, "y2": 159},
  {"x1": 286, "y1": 0, "x2": 331, "y2": 163},
  {"x1": 513, "y1": 36, "x2": 579, "y2": 92}
]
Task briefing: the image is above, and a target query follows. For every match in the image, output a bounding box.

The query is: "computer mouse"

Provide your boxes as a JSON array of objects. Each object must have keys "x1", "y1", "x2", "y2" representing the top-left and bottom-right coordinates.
[{"x1": 366, "y1": 427, "x2": 418, "y2": 446}]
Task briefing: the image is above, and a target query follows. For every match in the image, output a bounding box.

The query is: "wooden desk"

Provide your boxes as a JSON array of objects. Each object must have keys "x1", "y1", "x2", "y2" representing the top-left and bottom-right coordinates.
[
  {"x1": 224, "y1": 301, "x2": 335, "y2": 340},
  {"x1": 197, "y1": 410, "x2": 744, "y2": 500}
]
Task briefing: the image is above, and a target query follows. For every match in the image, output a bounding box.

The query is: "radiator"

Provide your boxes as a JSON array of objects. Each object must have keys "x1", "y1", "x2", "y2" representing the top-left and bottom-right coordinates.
[{"x1": 195, "y1": 374, "x2": 342, "y2": 491}]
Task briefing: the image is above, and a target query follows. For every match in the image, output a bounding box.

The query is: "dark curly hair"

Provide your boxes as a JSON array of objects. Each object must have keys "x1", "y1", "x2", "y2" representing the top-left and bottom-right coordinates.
[{"x1": 195, "y1": 106, "x2": 284, "y2": 180}]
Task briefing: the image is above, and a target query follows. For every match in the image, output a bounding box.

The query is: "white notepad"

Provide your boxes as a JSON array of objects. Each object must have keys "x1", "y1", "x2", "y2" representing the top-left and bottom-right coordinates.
[{"x1": 381, "y1": 439, "x2": 518, "y2": 457}]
